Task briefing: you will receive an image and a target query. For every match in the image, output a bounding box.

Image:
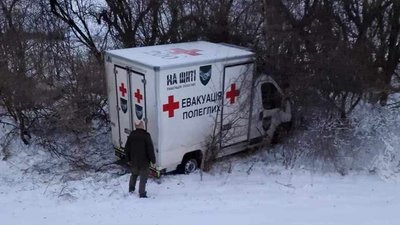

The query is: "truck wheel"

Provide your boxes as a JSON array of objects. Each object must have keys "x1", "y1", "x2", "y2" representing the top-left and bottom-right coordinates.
[
  {"x1": 177, "y1": 151, "x2": 202, "y2": 174},
  {"x1": 183, "y1": 158, "x2": 198, "y2": 174}
]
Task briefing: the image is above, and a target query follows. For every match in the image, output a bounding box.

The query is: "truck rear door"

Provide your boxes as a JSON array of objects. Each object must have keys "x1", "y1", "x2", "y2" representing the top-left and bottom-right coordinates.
[{"x1": 114, "y1": 65, "x2": 147, "y2": 149}]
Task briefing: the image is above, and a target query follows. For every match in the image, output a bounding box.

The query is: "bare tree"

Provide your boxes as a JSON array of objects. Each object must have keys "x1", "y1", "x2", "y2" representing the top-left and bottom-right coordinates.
[
  {"x1": 0, "y1": 0, "x2": 63, "y2": 145},
  {"x1": 0, "y1": 0, "x2": 106, "y2": 163},
  {"x1": 261, "y1": 0, "x2": 400, "y2": 118},
  {"x1": 49, "y1": 0, "x2": 107, "y2": 62},
  {"x1": 97, "y1": 0, "x2": 162, "y2": 47}
]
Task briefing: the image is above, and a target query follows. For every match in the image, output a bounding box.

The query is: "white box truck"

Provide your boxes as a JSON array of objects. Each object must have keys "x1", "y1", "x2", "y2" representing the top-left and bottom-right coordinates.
[{"x1": 104, "y1": 41, "x2": 291, "y2": 175}]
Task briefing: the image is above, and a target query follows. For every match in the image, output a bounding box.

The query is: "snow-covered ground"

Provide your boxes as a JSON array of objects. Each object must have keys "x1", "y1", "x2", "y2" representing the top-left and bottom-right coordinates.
[
  {"x1": 1, "y1": 97, "x2": 400, "y2": 225},
  {"x1": 1, "y1": 145, "x2": 400, "y2": 225}
]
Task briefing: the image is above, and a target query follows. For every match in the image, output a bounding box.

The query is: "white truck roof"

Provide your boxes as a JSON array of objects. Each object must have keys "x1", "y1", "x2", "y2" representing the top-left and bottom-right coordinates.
[{"x1": 106, "y1": 41, "x2": 254, "y2": 70}]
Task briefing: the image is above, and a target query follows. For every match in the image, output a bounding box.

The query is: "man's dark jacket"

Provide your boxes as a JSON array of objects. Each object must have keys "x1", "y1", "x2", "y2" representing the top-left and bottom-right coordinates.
[{"x1": 125, "y1": 129, "x2": 156, "y2": 169}]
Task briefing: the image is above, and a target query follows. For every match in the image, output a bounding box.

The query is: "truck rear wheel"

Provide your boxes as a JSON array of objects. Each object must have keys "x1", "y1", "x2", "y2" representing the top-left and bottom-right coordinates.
[
  {"x1": 183, "y1": 158, "x2": 198, "y2": 174},
  {"x1": 177, "y1": 151, "x2": 202, "y2": 174}
]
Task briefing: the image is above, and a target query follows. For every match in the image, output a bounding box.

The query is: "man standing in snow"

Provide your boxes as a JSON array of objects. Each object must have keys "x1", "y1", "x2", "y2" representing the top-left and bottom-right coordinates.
[{"x1": 125, "y1": 121, "x2": 156, "y2": 198}]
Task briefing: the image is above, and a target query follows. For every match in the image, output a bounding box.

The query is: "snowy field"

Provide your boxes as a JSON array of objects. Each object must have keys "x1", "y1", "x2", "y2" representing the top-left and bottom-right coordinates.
[
  {"x1": 1, "y1": 98, "x2": 400, "y2": 225},
  {"x1": 1, "y1": 147, "x2": 399, "y2": 225}
]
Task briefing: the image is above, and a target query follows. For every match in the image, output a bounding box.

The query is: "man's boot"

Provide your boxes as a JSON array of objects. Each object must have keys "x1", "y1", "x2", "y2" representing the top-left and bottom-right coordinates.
[{"x1": 139, "y1": 192, "x2": 148, "y2": 198}]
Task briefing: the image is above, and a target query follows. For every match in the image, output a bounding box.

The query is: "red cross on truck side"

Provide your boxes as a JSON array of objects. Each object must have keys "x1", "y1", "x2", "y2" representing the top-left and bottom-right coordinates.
[
  {"x1": 170, "y1": 48, "x2": 202, "y2": 56},
  {"x1": 226, "y1": 83, "x2": 240, "y2": 104},
  {"x1": 163, "y1": 95, "x2": 180, "y2": 118},
  {"x1": 134, "y1": 89, "x2": 143, "y2": 103},
  {"x1": 119, "y1": 83, "x2": 127, "y2": 97}
]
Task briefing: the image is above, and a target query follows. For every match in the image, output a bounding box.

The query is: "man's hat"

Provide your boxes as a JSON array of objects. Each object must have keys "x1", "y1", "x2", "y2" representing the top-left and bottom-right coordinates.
[{"x1": 135, "y1": 121, "x2": 144, "y2": 129}]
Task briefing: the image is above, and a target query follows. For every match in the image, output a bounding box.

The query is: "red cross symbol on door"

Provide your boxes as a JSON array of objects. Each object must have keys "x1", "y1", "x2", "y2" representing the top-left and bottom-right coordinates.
[
  {"x1": 170, "y1": 48, "x2": 202, "y2": 56},
  {"x1": 119, "y1": 83, "x2": 127, "y2": 97},
  {"x1": 134, "y1": 89, "x2": 143, "y2": 103},
  {"x1": 162, "y1": 95, "x2": 180, "y2": 118},
  {"x1": 226, "y1": 83, "x2": 240, "y2": 104}
]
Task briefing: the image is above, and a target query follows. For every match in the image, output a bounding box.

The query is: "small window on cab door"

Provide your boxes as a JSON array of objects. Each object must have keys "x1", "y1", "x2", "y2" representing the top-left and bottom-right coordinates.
[{"x1": 261, "y1": 82, "x2": 282, "y2": 110}]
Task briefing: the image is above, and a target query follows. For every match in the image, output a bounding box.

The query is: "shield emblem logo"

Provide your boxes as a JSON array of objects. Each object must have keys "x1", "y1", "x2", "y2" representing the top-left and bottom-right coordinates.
[
  {"x1": 120, "y1": 98, "x2": 128, "y2": 113},
  {"x1": 135, "y1": 104, "x2": 143, "y2": 120},
  {"x1": 199, "y1": 65, "x2": 212, "y2": 86}
]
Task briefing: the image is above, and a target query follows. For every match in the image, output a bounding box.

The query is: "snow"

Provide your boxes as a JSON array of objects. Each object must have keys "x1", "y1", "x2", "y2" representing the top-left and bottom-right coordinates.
[
  {"x1": 1, "y1": 97, "x2": 400, "y2": 225},
  {"x1": 1, "y1": 147, "x2": 400, "y2": 225}
]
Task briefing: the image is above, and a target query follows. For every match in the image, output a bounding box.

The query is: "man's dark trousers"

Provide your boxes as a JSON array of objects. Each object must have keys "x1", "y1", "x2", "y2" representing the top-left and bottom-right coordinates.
[{"x1": 129, "y1": 166, "x2": 149, "y2": 196}]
